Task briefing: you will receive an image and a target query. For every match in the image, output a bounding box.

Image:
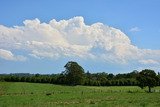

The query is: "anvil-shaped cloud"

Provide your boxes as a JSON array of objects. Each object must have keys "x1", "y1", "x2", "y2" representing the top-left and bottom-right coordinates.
[{"x1": 0, "y1": 16, "x2": 160, "y2": 65}]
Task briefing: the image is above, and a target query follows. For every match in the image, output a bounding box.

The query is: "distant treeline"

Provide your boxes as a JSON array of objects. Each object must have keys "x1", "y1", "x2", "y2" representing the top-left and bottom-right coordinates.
[
  {"x1": 1, "y1": 61, "x2": 160, "y2": 87},
  {"x1": 0, "y1": 71, "x2": 160, "y2": 86}
]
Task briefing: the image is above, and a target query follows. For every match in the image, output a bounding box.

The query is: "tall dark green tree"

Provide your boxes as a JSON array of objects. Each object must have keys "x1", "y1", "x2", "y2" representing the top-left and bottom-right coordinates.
[
  {"x1": 63, "y1": 61, "x2": 85, "y2": 85},
  {"x1": 136, "y1": 69, "x2": 158, "y2": 92}
]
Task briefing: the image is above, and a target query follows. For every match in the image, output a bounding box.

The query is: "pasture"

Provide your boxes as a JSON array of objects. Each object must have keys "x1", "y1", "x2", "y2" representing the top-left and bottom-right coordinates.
[{"x1": 0, "y1": 82, "x2": 160, "y2": 107}]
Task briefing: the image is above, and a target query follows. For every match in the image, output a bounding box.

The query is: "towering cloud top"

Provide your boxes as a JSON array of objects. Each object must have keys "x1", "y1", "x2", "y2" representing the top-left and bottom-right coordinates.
[{"x1": 0, "y1": 16, "x2": 159, "y2": 65}]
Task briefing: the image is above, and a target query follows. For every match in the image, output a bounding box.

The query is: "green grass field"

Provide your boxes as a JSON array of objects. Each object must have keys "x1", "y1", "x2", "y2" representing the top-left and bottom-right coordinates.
[{"x1": 0, "y1": 82, "x2": 160, "y2": 107}]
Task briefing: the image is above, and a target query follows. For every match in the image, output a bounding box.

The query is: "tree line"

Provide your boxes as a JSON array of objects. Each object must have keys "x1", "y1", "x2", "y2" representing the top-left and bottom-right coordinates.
[
  {"x1": 0, "y1": 71, "x2": 140, "y2": 86},
  {"x1": 0, "y1": 61, "x2": 160, "y2": 92}
]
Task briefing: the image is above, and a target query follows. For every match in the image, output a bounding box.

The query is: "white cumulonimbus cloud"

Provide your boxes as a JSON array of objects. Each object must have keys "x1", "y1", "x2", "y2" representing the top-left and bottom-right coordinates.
[{"x1": 0, "y1": 16, "x2": 159, "y2": 65}]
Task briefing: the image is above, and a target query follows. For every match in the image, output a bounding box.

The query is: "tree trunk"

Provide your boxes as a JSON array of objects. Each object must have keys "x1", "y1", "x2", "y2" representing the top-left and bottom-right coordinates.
[{"x1": 148, "y1": 86, "x2": 151, "y2": 93}]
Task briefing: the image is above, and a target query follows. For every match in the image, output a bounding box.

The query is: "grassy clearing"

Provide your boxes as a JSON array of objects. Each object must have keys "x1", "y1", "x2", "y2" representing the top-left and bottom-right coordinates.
[{"x1": 0, "y1": 82, "x2": 160, "y2": 107}]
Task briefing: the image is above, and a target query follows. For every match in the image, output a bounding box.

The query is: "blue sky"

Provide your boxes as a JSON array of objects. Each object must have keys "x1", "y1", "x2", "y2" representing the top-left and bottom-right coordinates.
[{"x1": 0, "y1": 0, "x2": 160, "y2": 74}]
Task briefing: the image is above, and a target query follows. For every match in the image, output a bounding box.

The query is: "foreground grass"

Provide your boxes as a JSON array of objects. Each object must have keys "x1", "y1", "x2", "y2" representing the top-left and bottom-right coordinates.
[{"x1": 0, "y1": 82, "x2": 160, "y2": 107}]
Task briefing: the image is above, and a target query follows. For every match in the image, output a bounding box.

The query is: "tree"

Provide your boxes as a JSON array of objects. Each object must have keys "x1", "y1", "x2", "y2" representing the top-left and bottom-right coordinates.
[
  {"x1": 157, "y1": 73, "x2": 160, "y2": 86},
  {"x1": 136, "y1": 69, "x2": 158, "y2": 92},
  {"x1": 108, "y1": 73, "x2": 114, "y2": 80},
  {"x1": 63, "y1": 61, "x2": 85, "y2": 85}
]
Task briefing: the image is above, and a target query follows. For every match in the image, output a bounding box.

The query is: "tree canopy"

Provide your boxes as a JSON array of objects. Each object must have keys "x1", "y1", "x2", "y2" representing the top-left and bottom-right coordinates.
[
  {"x1": 63, "y1": 61, "x2": 85, "y2": 85},
  {"x1": 136, "y1": 69, "x2": 159, "y2": 92}
]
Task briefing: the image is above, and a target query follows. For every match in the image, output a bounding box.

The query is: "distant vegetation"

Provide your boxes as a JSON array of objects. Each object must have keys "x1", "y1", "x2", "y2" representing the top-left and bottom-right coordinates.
[{"x1": 0, "y1": 61, "x2": 160, "y2": 92}]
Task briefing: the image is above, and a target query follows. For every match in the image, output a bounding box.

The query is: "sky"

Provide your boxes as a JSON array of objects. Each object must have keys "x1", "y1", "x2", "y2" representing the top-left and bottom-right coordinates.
[{"x1": 0, "y1": 0, "x2": 160, "y2": 74}]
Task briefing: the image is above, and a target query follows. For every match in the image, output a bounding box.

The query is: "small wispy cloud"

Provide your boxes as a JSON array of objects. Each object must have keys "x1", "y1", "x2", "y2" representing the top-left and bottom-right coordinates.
[
  {"x1": 129, "y1": 27, "x2": 141, "y2": 32},
  {"x1": 0, "y1": 49, "x2": 27, "y2": 61},
  {"x1": 139, "y1": 59, "x2": 159, "y2": 65}
]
